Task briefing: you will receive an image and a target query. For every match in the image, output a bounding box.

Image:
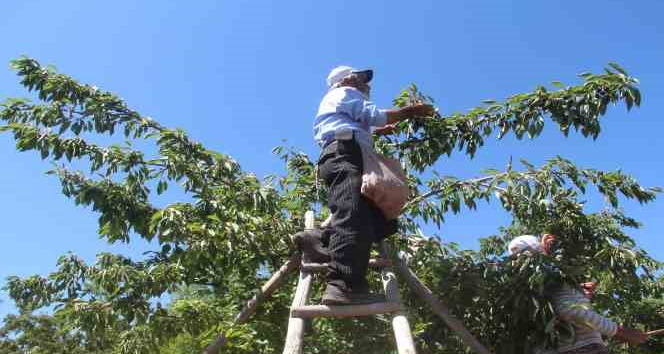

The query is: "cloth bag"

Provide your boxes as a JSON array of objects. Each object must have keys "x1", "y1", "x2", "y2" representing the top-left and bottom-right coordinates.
[{"x1": 358, "y1": 143, "x2": 409, "y2": 220}]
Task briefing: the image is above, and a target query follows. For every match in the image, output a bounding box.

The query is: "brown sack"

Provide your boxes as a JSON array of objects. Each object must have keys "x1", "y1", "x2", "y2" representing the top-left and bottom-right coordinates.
[{"x1": 359, "y1": 143, "x2": 409, "y2": 220}]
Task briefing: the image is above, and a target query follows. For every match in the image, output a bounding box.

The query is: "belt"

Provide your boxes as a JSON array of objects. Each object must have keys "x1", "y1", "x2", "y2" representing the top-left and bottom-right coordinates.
[
  {"x1": 321, "y1": 129, "x2": 356, "y2": 150},
  {"x1": 321, "y1": 139, "x2": 337, "y2": 150}
]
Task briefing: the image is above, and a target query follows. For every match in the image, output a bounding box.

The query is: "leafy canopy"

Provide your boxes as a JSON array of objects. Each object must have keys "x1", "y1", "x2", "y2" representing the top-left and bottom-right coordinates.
[{"x1": 0, "y1": 57, "x2": 661, "y2": 353}]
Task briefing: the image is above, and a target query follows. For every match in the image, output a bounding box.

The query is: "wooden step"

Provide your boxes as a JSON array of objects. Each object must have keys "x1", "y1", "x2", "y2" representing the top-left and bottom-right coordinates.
[
  {"x1": 291, "y1": 302, "x2": 402, "y2": 318},
  {"x1": 300, "y1": 258, "x2": 392, "y2": 273}
]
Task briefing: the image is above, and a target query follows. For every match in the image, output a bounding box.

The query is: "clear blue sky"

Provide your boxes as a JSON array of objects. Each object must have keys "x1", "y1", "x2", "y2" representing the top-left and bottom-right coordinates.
[{"x1": 1, "y1": 1, "x2": 662, "y2": 318}]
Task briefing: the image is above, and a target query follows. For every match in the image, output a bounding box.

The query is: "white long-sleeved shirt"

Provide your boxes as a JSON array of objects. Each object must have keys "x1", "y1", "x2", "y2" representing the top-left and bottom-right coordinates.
[
  {"x1": 537, "y1": 285, "x2": 617, "y2": 353},
  {"x1": 313, "y1": 87, "x2": 387, "y2": 147}
]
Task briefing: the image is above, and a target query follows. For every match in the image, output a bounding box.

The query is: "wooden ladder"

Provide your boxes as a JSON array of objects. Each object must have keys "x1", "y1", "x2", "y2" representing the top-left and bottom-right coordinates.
[
  {"x1": 202, "y1": 210, "x2": 492, "y2": 354},
  {"x1": 282, "y1": 211, "x2": 417, "y2": 354}
]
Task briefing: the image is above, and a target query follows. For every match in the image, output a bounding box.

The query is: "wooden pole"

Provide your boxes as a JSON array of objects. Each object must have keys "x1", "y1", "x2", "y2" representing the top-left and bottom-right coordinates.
[
  {"x1": 282, "y1": 268, "x2": 313, "y2": 353},
  {"x1": 291, "y1": 302, "x2": 402, "y2": 318},
  {"x1": 235, "y1": 254, "x2": 301, "y2": 323},
  {"x1": 385, "y1": 243, "x2": 493, "y2": 354},
  {"x1": 282, "y1": 211, "x2": 316, "y2": 354},
  {"x1": 380, "y1": 242, "x2": 417, "y2": 354}
]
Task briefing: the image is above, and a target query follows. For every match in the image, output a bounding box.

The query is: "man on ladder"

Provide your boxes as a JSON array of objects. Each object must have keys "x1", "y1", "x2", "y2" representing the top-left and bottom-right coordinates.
[{"x1": 303, "y1": 66, "x2": 433, "y2": 305}]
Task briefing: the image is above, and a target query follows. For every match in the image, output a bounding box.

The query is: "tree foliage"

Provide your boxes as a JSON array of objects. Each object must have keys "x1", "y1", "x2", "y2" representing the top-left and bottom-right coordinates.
[{"x1": 0, "y1": 57, "x2": 661, "y2": 353}]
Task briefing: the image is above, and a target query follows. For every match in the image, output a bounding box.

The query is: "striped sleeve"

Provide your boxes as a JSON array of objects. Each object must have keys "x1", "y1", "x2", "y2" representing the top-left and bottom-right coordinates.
[{"x1": 552, "y1": 286, "x2": 618, "y2": 337}]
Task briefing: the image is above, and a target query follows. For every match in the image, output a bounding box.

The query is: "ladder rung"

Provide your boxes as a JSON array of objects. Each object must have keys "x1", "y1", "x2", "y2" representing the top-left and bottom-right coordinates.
[
  {"x1": 301, "y1": 258, "x2": 392, "y2": 273},
  {"x1": 291, "y1": 302, "x2": 402, "y2": 318}
]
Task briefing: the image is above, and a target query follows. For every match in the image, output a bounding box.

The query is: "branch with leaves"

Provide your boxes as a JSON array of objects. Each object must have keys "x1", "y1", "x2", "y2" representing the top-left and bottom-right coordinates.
[
  {"x1": 378, "y1": 63, "x2": 641, "y2": 170},
  {"x1": 1, "y1": 57, "x2": 661, "y2": 354}
]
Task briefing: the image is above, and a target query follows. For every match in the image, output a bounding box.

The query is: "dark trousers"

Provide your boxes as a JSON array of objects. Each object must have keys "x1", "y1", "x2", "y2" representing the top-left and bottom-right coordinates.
[{"x1": 318, "y1": 138, "x2": 396, "y2": 291}]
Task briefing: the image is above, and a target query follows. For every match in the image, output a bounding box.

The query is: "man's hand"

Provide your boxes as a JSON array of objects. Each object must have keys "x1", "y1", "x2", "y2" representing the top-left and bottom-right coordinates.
[
  {"x1": 373, "y1": 124, "x2": 398, "y2": 136},
  {"x1": 581, "y1": 281, "x2": 598, "y2": 299},
  {"x1": 541, "y1": 233, "x2": 556, "y2": 255},
  {"x1": 615, "y1": 326, "x2": 649, "y2": 346},
  {"x1": 385, "y1": 104, "x2": 435, "y2": 125},
  {"x1": 402, "y1": 104, "x2": 435, "y2": 117}
]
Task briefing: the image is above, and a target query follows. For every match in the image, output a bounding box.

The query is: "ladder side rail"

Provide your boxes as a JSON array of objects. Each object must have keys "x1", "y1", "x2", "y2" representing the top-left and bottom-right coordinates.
[
  {"x1": 282, "y1": 211, "x2": 316, "y2": 354},
  {"x1": 380, "y1": 241, "x2": 417, "y2": 354},
  {"x1": 386, "y1": 243, "x2": 493, "y2": 354}
]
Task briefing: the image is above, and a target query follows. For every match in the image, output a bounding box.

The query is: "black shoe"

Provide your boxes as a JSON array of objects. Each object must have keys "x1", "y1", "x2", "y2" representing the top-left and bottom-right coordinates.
[
  {"x1": 374, "y1": 219, "x2": 399, "y2": 243},
  {"x1": 292, "y1": 228, "x2": 330, "y2": 263},
  {"x1": 385, "y1": 219, "x2": 399, "y2": 237},
  {"x1": 321, "y1": 282, "x2": 386, "y2": 306}
]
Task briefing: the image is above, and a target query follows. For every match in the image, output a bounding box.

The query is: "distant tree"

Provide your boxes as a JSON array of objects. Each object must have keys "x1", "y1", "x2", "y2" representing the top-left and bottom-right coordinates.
[
  {"x1": 0, "y1": 311, "x2": 112, "y2": 354},
  {"x1": 1, "y1": 57, "x2": 661, "y2": 353}
]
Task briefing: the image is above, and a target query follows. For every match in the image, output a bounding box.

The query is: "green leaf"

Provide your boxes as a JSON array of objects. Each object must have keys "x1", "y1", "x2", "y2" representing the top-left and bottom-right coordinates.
[
  {"x1": 608, "y1": 62, "x2": 628, "y2": 75},
  {"x1": 157, "y1": 180, "x2": 168, "y2": 194}
]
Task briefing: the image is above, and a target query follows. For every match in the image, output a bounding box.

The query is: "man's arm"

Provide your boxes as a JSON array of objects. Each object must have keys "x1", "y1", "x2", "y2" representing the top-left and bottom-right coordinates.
[
  {"x1": 384, "y1": 104, "x2": 435, "y2": 125},
  {"x1": 373, "y1": 124, "x2": 398, "y2": 136},
  {"x1": 615, "y1": 326, "x2": 649, "y2": 346},
  {"x1": 373, "y1": 104, "x2": 435, "y2": 136},
  {"x1": 554, "y1": 287, "x2": 648, "y2": 346}
]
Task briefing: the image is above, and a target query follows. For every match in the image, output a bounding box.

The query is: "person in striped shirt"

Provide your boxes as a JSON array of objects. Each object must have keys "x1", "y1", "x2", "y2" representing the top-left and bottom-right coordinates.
[{"x1": 508, "y1": 235, "x2": 648, "y2": 353}]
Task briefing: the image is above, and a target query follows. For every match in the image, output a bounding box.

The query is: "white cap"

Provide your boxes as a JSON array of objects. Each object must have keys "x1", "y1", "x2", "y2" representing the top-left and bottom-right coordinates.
[
  {"x1": 507, "y1": 235, "x2": 542, "y2": 255},
  {"x1": 326, "y1": 66, "x2": 373, "y2": 88}
]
